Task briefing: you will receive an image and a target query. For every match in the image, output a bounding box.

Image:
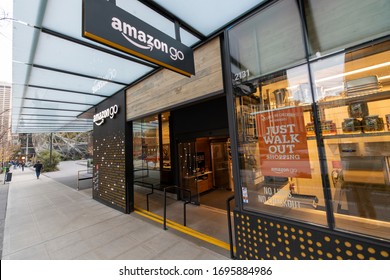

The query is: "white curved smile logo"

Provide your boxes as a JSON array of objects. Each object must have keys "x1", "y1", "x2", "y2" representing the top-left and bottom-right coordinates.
[{"x1": 121, "y1": 33, "x2": 153, "y2": 51}]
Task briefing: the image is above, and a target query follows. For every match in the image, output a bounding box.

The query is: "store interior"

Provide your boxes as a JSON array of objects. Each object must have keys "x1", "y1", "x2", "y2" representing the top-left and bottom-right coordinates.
[
  {"x1": 133, "y1": 136, "x2": 234, "y2": 244},
  {"x1": 233, "y1": 39, "x2": 390, "y2": 240},
  {"x1": 177, "y1": 137, "x2": 234, "y2": 209},
  {"x1": 132, "y1": 97, "x2": 235, "y2": 243}
]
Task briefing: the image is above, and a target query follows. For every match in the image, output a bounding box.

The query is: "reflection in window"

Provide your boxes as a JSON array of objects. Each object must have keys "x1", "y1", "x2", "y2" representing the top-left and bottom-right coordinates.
[
  {"x1": 161, "y1": 112, "x2": 171, "y2": 170},
  {"x1": 229, "y1": 0, "x2": 306, "y2": 80},
  {"x1": 313, "y1": 41, "x2": 390, "y2": 240},
  {"x1": 229, "y1": 0, "x2": 327, "y2": 226},
  {"x1": 228, "y1": 0, "x2": 390, "y2": 239},
  {"x1": 133, "y1": 115, "x2": 160, "y2": 188},
  {"x1": 304, "y1": 0, "x2": 390, "y2": 58},
  {"x1": 233, "y1": 67, "x2": 327, "y2": 226}
]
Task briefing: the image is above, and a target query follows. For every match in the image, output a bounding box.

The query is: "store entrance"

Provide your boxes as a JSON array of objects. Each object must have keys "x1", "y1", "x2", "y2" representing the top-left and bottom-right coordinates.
[
  {"x1": 132, "y1": 96, "x2": 233, "y2": 248},
  {"x1": 178, "y1": 137, "x2": 233, "y2": 210}
]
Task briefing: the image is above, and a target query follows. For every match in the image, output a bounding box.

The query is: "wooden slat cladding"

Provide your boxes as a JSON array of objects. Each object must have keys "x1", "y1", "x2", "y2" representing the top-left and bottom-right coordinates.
[{"x1": 126, "y1": 37, "x2": 223, "y2": 120}]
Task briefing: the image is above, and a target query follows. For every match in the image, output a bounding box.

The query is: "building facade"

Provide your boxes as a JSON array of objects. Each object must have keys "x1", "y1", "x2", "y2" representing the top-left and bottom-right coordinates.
[
  {"x1": 93, "y1": 0, "x2": 390, "y2": 259},
  {"x1": 0, "y1": 82, "x2": 12, "y2": 163}
]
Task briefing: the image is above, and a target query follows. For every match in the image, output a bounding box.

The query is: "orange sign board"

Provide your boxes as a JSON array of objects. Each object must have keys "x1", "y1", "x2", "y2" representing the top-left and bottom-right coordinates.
[{"x1": 256, "y1": 107, "x2": 312, "y2": 178}]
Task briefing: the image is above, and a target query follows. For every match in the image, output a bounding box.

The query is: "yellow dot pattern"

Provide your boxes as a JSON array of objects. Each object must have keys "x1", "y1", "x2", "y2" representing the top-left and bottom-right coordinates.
[{"x1": 234, "y1": 212, "x2": 390, "y2": 260}]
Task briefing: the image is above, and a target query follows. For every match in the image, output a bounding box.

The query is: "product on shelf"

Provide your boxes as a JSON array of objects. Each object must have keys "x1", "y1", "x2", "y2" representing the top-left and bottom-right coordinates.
[
  {"x1": 321, "y1": 120, "x2": 337, "y2": 135},
  {"x1": 348, "y1": 102, "x2": 369, "y2": 118},
  {"x1": 306, "y1": 120, "x2": 337, "y2": 136},
  {"x1": 306, "y1": 122, "x2": 315, "y2": 136},
  {"x1": 386, "y1": 114, "x2": 390, "y2": 130},
  {"x1": 345, "y1": 75, "x2": 382, "y2": 96},
  {"x1": 363, "y1": 115, "x2": 385, "y2": 132},
  {"x1": 342, "y1": 118, "x2": 362, "y2": 133},
  {"x1": 273, "y1": 88, "x2": 288, "y2": 108}
]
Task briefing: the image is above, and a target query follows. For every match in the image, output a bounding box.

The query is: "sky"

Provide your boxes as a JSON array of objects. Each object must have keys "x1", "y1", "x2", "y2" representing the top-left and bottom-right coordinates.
[{"x1": 0, "y1": 0, "x2": 13, "y2": 84}]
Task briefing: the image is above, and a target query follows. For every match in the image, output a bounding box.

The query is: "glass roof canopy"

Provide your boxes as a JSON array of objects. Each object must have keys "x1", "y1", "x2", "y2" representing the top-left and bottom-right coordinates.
[{"x1": 12, "y1": 0, "x2": 265, "y2": 133}]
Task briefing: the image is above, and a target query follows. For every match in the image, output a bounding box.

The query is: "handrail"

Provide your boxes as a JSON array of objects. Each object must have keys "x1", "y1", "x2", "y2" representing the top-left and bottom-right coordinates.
[
  {"x1": 77, "y1": 169, "x2": 93, "y2": 190},
  {"x1": 226, "y1": 195, "x2": 236, "y2": 259},
  {"x1": 163, "y1": 186, "x2": 191, "y2": 230},
  {"x1": 134, "y1": 180, "x2": 154, "y2": 211},
  {"x1": 134, "y1": 168, "x2": 149, "y2": 179}
]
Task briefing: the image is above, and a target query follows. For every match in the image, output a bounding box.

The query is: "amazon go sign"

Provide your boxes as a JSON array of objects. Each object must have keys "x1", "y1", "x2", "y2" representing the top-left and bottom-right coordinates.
[
  {"x1": 83, "y1": 0, "x2": 195, "y2": 77},
  {"x1": 93, "y1": 105, "x2": 119, "y2": 126},
  {"x1": 111, "y1": 17, "x2": 184, "y2": 61}
]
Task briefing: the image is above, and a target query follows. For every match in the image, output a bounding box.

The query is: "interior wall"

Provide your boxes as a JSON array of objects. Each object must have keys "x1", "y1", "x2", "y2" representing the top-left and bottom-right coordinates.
[{"x1": 171, "y1": 96, "x2": 229, "y2": 139}]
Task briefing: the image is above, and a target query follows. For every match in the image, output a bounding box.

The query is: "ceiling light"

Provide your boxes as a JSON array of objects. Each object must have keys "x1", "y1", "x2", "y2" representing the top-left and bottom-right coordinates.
[{"x1": 316, "y1": 62, "x2": 390, "y2": 83}]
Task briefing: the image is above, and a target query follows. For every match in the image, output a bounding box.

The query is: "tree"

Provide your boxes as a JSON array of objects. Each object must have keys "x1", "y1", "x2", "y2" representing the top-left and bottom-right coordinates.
[
  {"x1": 35, "y1": 150, "x2": 61, "y2": 172},
  {"x1": 0, "y1": 109, "x2": 13, "y2": 166}
]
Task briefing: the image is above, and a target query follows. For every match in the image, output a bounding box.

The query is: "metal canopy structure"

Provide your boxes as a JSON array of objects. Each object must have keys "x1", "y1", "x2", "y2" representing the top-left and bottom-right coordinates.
[{"x1": 12, "y1": 0, "x2": 265, "y2": 133}]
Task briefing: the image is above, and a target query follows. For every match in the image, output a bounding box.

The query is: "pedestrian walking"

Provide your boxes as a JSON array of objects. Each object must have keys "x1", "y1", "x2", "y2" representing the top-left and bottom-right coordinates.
[{"x1": 33, "y1": 161, "x2": 43, "y2": 179}]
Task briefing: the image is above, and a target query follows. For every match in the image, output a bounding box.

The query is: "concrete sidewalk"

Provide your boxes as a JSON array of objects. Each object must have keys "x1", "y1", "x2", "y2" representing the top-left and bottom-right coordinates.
[{"x1": 0, "y1": 167, "x2": 228, "y2": 260}]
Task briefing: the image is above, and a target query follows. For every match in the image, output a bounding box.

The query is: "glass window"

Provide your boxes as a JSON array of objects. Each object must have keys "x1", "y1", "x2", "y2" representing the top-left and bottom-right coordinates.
[
  {"x1": 153, "y1": 0, "x2": 267, "y2": 37},
  {"x1": 229, "y1": 0, "x2": 306, "y2": 79},
  {"x1": 311, "y1": 40, "x2": 390, "y2": 240},
  {"x1": 228, "y1": 0, "x2": 327, "y2": 226},
  {"x1": 161, "y1": 112, "x2": 171, "y2": 170},
  {"x1": 228, "y1": 0, "x2": 390, "y2": 241},
  {"x1": 232, "y1": 67, "x2": 327, "y2": 226},
  {"x1": 133, "y1": 115, "x2": 160, "y2": 188},
  {"x1": 304, "y1": 0, "x2": 390, "y2": 59}
]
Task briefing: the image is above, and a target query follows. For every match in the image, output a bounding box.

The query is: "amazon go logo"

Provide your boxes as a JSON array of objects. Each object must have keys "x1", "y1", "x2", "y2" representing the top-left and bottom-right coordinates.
[
  {"x1": 93, "y1": 105, "x2": 119, "y2": 126},
  {"x1": 111, "y1": 17, "x2": 184, "y2": 61},
  {"x1": 169, "y1": 47, "x2": 184, "y2": 61}
]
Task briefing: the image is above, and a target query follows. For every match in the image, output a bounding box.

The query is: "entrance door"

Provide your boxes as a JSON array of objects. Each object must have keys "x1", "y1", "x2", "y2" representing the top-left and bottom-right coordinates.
[
  {"x1": 178, "y1": 141, "x2": 200, "y2": 204},
  {"x1": 211, "y1": 141, "x2": 230, "y2": 190}
]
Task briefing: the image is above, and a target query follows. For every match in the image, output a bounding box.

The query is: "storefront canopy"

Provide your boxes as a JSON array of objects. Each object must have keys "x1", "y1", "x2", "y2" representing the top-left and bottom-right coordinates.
[{"x1": 12, "y1": 0, "x2": 265, "y2": 133}]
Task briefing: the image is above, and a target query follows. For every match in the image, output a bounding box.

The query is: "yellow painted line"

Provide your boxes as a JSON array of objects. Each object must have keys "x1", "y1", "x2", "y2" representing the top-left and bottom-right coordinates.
[
  {"x1": 135, "y1": 208, "x2": 170, "y2": 226},
  {"x1": 134, "y1": 207, "x2": 235, "y2": 252}
]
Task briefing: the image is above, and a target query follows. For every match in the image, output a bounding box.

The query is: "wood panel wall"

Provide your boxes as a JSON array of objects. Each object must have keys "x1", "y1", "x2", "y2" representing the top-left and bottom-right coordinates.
[{"x1": 126, "y1": 37, "x2": 223, "y2": 121}]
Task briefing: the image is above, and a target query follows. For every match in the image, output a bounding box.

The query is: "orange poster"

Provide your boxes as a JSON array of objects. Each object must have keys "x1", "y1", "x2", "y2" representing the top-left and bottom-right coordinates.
[{"x1": 256, "y1": 107, "x2": 312, "y2": 178}]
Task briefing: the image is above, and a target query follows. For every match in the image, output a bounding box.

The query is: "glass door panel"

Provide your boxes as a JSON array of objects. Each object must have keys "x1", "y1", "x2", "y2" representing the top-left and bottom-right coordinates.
[
  {"x1": 178, "y1": 141, "x2": 199, "y2": 204},
  {"x1": 133, "y1": 115, "x2": 160, "y2": 189},
  {"x1": 211, "y1": 141, "x2": 230, "y2": 190}
]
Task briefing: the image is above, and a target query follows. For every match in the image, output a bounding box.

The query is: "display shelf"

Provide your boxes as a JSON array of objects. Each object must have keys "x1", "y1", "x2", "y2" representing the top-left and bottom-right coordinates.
[
  {"x1": 251, "y1": 90, "x2": 390, "y2": 114},
  {"x1": 324, "y1": 131, "x2": 390, "y2": 139},
  {"x1": 317, "y1": 90, "x2": 390, "y2": 109},
  {"x1": 250, "y1": 105, "x2": 310, "y2": 115},
  {"x1": 307, "y1": 131, "x2": 390, "y2": 140}
]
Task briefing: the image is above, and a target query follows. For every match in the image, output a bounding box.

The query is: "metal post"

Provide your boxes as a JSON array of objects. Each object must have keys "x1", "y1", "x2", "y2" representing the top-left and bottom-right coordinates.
[
  {"x1": 163, "y1": 186, "x2": 191, "y2": 230},
  {"x1": 25, "y1": 133, "x2": 29, "y2": 160},
  {"x1": 174, "y1": 20, "x2": 181, "y2": 42},
  {"x1": 226, "y1": 195, "x2": 236, "y2": 259},
  {"x1": 49, "y1": 133, "x2": 53, "y2": 165},
  {"x1": 163, "y1": 188, "x2": 167, "y2": 230},
  {"x1": 184, "y1": 202, "x2": 187, "y2": 226},
  {"x1": 77, "y1": 170, "x2": 80, "y2": 191}
]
